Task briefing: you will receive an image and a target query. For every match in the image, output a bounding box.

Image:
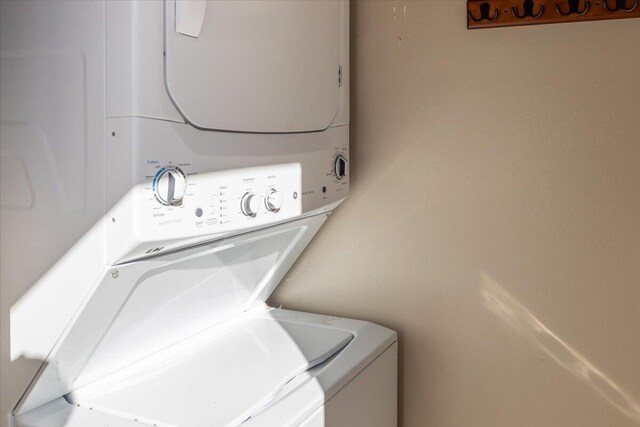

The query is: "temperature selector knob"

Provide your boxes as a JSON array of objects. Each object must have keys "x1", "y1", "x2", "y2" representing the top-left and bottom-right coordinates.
[
  {"x1": 334, "y1": 155, "x2": 348, "y2": 180},
  {"x1": 154, "y1": 166, "x2": 187, "y2": 206},
  {"x1": 265, "y1": 189, "x2": 283, "y2": 212},
  {"x1": 241, "y1": 192, "x2": 261, "y2": 217}
]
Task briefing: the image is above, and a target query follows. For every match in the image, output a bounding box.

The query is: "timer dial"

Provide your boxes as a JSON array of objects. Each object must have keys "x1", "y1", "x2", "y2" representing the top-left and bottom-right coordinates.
[
  {"x1": 154, "y1": 167, "x2": 187, "y2": 206},
  {"x1": 334, "y1": 155, "x2": 348, "y2": 180}
]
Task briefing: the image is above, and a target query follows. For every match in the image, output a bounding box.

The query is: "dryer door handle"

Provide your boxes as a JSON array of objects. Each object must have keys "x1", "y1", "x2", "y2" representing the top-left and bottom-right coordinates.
[{"x1": 175, "y1": 0, "x2": 207, "y2": 38}]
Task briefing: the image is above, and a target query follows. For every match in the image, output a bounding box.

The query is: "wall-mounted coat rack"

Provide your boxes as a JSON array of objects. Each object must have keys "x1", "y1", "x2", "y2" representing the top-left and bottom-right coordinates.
[{"x1": 467, "y1": 0, "x2": 640, "y2": 28}]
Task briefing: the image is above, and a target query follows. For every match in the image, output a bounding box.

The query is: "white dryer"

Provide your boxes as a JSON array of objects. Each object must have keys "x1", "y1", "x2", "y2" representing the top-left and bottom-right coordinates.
[{"x1": 1, "y1": 1, "x2": 397, "y2": 426}]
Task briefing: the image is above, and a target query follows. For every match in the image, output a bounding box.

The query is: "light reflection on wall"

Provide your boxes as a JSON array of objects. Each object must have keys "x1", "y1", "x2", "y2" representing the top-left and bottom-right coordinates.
[{"x1": 481, "y1": 273, "x2": 640, "y2": 423}]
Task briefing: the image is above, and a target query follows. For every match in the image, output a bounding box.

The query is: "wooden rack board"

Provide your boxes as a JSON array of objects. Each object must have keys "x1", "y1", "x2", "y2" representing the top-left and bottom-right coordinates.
[{"x1": 467, "y1": 0, "x2": 640, "y2": 28}]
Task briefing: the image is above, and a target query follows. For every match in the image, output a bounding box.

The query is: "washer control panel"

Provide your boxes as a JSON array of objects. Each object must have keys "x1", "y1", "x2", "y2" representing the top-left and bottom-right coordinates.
[{"x1": 137, "y1": 163, "x2": 302, "y2": 241}]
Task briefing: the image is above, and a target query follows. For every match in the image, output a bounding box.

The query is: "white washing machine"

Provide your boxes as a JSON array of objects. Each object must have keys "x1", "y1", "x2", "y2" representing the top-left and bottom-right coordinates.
[{"x1": 0, "y1": 1, "x2": 397, "y2": 426}]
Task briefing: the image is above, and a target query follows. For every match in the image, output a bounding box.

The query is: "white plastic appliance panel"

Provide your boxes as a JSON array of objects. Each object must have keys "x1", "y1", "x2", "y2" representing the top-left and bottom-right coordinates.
[
  {"x1": 297, "y1": 343, "x2": 398, "y2": 427},
  {"x1": 105, "y1": 163, "x2": 303, "y2": 264},
  {"x1": 13, "y1": 311, "x2": 397, "y2": 427},
  {"x1": 12, "y1": 215, "x2": 327, "y2": 415},
  {"x1": 105, "y1": 0, "x2": 350, "y2": 128},
  {"x1": 105, "y1": 118, "x2": 349, "y2": 264},
  {"x1": 244, "y1": 310, "x2": 398, "y2": 426},
  {"x1": 106, "y1": 0, "x2": 183, "y2": 122},
  {"x1": 164, "y1": 0, "x2": 343, "y2": 132},
  {"x1": 142, "y1": 163, "x2": 300, "y2": 239},
  {"x1": 66, "y1": 317, "x2": 353, "y2": 427}
]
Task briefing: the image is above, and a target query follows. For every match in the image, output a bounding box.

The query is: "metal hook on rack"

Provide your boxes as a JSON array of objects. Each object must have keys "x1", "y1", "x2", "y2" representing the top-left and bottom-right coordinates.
[
  {"x1": 556, "y1": 0, "x2": 591, "y2": 15},
  {"x1": 603, "y1": 0, "x2": 638, "y2": 11},
  {"x1": 468, "y1": 2, "x2": 499, "y2": 21},
  {"x1": 512, "y1": 0, "x2": 545, "y2": 18}
]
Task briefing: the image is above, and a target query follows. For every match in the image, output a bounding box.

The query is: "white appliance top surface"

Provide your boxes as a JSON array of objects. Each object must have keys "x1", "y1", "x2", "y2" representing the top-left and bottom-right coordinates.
[{"x1": 67, "y1": 316, "x2": 353, "y2": 427}]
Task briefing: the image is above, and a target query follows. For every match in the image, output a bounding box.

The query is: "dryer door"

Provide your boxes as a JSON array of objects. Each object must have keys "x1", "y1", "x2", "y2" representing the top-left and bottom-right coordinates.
[{"x1": 164, "y1": 0, "x2": 343, "y2": 133}]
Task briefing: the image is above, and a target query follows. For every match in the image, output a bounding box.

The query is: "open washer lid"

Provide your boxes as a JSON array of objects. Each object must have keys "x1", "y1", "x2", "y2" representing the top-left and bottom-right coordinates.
[
  {"x1": 64, "y1": 317, "x2": 352, "y2": 427},
  {"x1": 14, "y1": 214, "x2": 330, "y2": 416},
  {"x1": 164, "y1": 0, "x2": 343, "y2": 133}
]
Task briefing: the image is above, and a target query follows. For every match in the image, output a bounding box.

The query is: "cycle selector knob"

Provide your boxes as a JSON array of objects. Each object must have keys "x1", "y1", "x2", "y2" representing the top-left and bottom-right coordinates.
[
  {"x1": 154, "y1": 167, "x2": 187, "y2": 206},
  {"x1": 265, "y1": 189, "x2": 283, "y2": 212},
  {"x1": 241, "y1": 192, "x2": 261, "y2": 217},
  {"x1": 334, "y1": 155, "x2": 348, "y2": 180}
]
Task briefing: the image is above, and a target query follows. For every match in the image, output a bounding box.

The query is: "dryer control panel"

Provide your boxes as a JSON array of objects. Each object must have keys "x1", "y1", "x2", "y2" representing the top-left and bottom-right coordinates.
[{"x1": 108, "y1": 163, "x2": 302, "y2": 263}]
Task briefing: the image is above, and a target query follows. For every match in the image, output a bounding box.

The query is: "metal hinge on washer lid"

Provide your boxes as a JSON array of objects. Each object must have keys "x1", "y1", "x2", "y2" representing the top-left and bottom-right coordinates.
[{"x1": 175, "y1": 0, "x2": 207, "y2": 38}]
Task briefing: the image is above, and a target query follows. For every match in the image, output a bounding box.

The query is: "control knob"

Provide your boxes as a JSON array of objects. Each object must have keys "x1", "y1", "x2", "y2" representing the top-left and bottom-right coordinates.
[
  {"x1": 265, "y1": 189, "x2": 283, "y2": 212},
  {"x1": 241, "y1": 192, "x2": 261, "y2": 217},
  {"x1": 334, "y1": 155, "x2": 348, "y2": 180},
  {"x1": 154, "y1": 167, "x2": 187, "y2": 206}
]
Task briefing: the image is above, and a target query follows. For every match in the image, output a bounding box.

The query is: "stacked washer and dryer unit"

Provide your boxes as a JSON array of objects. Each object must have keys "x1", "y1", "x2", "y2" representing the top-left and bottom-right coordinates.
[{"x1": 2, "y1": 1, "x2": 397, "y2": 427}]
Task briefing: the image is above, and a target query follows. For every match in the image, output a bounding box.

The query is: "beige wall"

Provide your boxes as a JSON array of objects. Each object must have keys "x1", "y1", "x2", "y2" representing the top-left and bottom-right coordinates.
[{"x1": 270, "y1": 2, "x2": 640, "y2": 426}]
